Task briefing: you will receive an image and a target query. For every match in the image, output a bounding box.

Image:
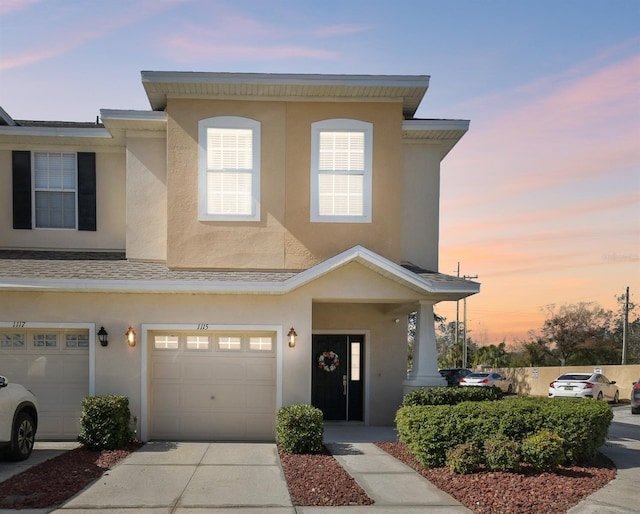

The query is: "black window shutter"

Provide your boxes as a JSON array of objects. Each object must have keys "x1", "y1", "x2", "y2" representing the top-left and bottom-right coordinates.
[
  {"x1": 12, "y1": 151, "x2": 32, "y2": 229},
  {"x1": 77, "y1": 152, "x2": 96, "y2": 231}
]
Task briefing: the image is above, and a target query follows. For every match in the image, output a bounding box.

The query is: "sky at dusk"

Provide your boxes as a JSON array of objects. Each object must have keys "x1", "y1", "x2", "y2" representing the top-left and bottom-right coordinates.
[{"x1": 1, "y1": 0, "x2": 638, "y2": 345}]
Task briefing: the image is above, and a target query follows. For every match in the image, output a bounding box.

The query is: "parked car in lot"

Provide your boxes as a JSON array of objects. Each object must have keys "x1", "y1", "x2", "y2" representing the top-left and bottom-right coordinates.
[
  {"x1": 459, "y1": 372, "x2": 513, "y2": 393},
  {"x1": 548, "y1": 372, "x2": 619, "y2": 403},
  {"x1": 0, "y1": 375, "x2": 39, "y2": 461},
  {"x1": 438, "y1": 368, "x2": 472, "y2": 386},
  {"x1": 632, "y1": 379, "x2": 640, "y2": 414}
]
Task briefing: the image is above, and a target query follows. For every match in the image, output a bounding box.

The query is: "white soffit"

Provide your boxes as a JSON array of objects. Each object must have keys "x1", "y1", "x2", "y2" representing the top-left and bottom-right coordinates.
[{"x1": 141, "y1": 71, "x2": 430, "y2": 118}]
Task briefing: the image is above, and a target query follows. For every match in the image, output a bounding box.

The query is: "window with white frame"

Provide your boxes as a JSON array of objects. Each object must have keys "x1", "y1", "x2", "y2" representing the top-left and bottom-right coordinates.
[
  {"x1": 34, "y1": 152, "x2": 77, "y2": 229},
  {"x1": 198, "y1": 116, "x2": 261, "y2": 221},
  {"x1": 310, "y1": 119, "x2": 372, "y2": 222}
]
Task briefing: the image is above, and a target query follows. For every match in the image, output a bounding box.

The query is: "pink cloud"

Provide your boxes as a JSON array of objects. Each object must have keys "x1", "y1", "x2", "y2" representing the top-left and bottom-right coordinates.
[
  {"x1": 164, "y1": 36, "x2": 337, "y2": 61},
  {"x1": 0, "y1": 0, "x2": 41, "y2": 15}
]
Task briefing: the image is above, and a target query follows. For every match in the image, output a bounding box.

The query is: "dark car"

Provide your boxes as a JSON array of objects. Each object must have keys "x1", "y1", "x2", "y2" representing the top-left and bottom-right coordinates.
[{"x1": 439, "y1": 368, "x2": 472, "y2": 386}]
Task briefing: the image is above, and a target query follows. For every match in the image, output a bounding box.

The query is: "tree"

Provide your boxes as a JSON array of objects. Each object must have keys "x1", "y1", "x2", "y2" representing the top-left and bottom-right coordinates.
[
  {"x1": 540, "y1": 303, "x2": 612, "y2": 366},
  {"x1": 472, "y1": 341, "x2": 510, "y2": 368},
  {"x1": 510, "y1": 335, "x2": 554, "y2": 367}
]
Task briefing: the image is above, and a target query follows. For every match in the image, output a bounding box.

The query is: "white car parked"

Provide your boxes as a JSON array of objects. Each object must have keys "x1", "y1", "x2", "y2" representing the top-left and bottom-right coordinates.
[
  {"x1": 548, "y1": 372, "x2": 619, "y2": 403},
  {"x1": 0, "y1": 375, "x2": 39, "y2": 461},
  {"x1": 459, "y1": 372, "x2": 514, "y2": 393}
]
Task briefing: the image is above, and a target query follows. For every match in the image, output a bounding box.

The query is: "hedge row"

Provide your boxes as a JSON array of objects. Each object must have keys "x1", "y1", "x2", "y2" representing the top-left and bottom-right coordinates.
[
  {"x1": 402, "y1": 386, "x2": 502, "y2": 406},
  {"x1": 396, "y1": 396, "x2": 612, "y2": 468}
]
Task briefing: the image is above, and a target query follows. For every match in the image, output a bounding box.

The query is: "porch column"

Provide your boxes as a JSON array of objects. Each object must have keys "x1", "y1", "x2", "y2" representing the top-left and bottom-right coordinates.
[{"x1": 403, "y1": 300, "x2": 447, "y2": 393}]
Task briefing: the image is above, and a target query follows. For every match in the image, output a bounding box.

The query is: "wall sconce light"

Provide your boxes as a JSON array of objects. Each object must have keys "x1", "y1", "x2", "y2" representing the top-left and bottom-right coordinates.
[
  {"x1": 97, "y1": 326, "x2": 108, "y2": 347},
  {"x1": 125, "y1": 326, "x2": 136, "y2": 347},
  {"x1": 287, "y1": 327, "x2": 297, "y2": 348}
]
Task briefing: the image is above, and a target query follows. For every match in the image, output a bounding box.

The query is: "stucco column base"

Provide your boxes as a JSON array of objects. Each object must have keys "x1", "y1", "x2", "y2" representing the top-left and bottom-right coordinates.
[{"x1": 403, "y1": 375, "x2": 447, "y2": 395}]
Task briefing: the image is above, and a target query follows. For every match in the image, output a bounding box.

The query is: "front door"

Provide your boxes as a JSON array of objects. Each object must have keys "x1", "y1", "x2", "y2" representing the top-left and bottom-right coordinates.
[{"x1": 312, "y1": 334, "x2": 364, "y2": 421}]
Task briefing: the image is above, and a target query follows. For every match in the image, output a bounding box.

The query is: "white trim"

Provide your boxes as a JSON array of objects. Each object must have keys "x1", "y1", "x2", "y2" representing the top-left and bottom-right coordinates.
[
  {"x1": 198, "y1": 116, "x2": 261, "y2": 222},
  {"x1": 313, "y1": 329, "x2": 371, "y2": 425},
  {"x1": 310, "y1": 119, "x2": 373, "y2": 223},
  {"x1": 0, "y1": 321, "x2": 96, "y2": 396},
  {"x1": 402, "y1": 119, "x2": 470, "y2": 132},
  {"x1": 0, "y1": 126, "x2": 112, "y2": 138},
  {"x1": 140, "y1": 323, "x2": 282, "y2": 442},
  {"x1": 99, "y1": 110, "x2": 167, "y2": 122}
]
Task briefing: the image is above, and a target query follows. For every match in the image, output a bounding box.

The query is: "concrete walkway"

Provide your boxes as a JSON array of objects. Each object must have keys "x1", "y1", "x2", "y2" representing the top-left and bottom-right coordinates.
[{"x1": 0, "y1": 406, "x2": 637, "y2": 513}]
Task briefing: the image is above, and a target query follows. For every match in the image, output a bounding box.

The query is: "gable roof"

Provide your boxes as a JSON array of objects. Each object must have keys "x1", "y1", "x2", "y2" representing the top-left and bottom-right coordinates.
[
  {"x1": 0, "y1": 246, "x2": 478, "y2": 301},
  {"x1": 141, "y1": 71, "x2": 430, "y2": 118}
]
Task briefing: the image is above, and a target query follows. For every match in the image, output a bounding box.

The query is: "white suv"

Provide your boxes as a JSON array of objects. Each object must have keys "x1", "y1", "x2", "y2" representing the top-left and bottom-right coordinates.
[{"x1": 0, "y1": 375, "x2": 39, "y2": 461}]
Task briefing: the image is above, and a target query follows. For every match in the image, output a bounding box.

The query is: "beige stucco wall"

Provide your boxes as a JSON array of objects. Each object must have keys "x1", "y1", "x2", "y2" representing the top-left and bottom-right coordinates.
[
  {"x1": 0, "y1": 148, "x2": 126, "y2": 251},
  {"x1": 401, "y1": 142, "x2": 441, "y2": 271},
  {"x1": 125, "y1": 135, "x2": 167, "y2": 261},
  {"x1": 0, "y1": 260, "x2": 425, "y2": 433},
  {"x1": 499, "y1": 365, "x2": 640, "y2": 398},
  {"x1": 163, "y1": 99, "x2": 404, "y2": 270}
]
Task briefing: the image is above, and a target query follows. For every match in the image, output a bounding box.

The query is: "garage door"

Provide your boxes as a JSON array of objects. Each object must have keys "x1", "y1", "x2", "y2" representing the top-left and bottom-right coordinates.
[
  {"x1": 0, "y1": 329, "x2": 89, "y2": 440},
  {"x1": 149, "y1": 330, "x2": 276, "y2": 441}
]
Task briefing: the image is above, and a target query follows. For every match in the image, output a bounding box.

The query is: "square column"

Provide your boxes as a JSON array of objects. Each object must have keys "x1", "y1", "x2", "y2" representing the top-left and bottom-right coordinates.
[{"x1": 403, "y1": 301, "x2": 447, "y2": 393}]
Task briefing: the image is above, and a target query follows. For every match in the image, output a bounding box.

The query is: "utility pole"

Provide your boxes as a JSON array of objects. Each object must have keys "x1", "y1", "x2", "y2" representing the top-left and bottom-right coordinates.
[
  {"x1": 462, "y1": 273, "x2": 478, "y2": 369},
  {"x1": 622, "y1": 286, "x2": 630, "y2": 365},
  {"x1": 455, "y1": 262, "x2": 460, "y2": 364}
]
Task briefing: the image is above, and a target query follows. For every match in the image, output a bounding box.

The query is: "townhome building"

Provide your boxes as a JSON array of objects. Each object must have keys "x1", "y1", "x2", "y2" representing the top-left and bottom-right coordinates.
[{"x1": 0, "y1": 72, "x2": 479, "y2": 441}]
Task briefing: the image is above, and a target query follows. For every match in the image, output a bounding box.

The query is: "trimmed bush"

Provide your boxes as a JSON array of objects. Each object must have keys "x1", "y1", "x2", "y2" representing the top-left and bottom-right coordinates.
[
  {"x1": 484, "y1": 435, "x2": 521, "y2": 472},
  {"x1": 396, "y1": 396, "x2": 612, "y2": 469},
  {"x1": 521, "y1": 430, "x2": 565, "y2": 471},
  {"x1": 276, "y1": 404, "x2": 323, "y2": 454},
  {"x1": 402, "y1": 386, "x2": 502, "y2": 406},
  {"x1": 78, "y1": 395, "x2": 133, "y2": 450},
  {"x1": 446, "y1": 442, "x2": 482, "y2": 474}
]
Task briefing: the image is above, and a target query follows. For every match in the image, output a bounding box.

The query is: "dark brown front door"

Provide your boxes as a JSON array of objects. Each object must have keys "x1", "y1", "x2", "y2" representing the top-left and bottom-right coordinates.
[{"x1": 312, "y1": 334, "x2": 364, "y2": 421}]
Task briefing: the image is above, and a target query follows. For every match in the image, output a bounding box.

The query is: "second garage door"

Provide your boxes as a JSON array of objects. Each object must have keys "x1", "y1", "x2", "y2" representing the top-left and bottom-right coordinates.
[{"x1": 149, "y1": 330, "x2": 276, "y2": 441}]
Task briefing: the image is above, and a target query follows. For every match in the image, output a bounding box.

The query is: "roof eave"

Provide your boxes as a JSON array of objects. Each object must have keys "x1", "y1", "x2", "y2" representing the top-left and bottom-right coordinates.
[{"x1": 141, "y1": 71, "x2": 430, "y2": 118}]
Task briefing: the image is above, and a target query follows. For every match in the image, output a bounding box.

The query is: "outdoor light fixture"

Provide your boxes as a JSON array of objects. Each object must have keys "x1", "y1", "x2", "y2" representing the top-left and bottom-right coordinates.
[
  {"x1": 287, "y1": 327, "x2": 297, "y2": 348},
  {"x1": 125, "y1": 326, "x2": 136, "y2": 347},
  {"x1": 97, "y1": 326, "x2": 108, "y2": 347}
]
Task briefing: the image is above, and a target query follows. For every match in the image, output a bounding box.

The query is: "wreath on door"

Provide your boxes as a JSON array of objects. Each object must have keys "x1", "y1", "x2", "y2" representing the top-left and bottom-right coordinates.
[{"x1": 318, "y1": 351, "x2": 340, "y2": 372}]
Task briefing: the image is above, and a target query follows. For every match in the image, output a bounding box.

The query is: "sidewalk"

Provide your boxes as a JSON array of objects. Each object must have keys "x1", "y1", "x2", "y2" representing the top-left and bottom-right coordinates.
[{"x1": 0, "y1": 407, "x2": 637, "y2": 513}]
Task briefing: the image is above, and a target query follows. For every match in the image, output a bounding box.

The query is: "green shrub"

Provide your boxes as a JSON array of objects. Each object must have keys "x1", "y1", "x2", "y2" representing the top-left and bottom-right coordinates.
[
  {"x1": 78, "y1": 395, "x2": 133, "y2": 450},
  {"x1": 396, "y1": 396, "x2": 612, "y2": 470},
  {"x1": 540, "y1": 398, "x2": 612, "y2": 464},
  {"x1": 484, "y1": 435, "x2": 521, "y2": 472},
  {"x1": 402, "y1": 386, "x2": 502, "y2": 406},
  {"x1": 446, "y1": 442, "x2": 482, "y2": 474},
  {"x1": 396, "y1": 405, "x2": 461, "y2": 467},
  {"x1": 276, "y1": 404, "x2": 323, "y2": 454},
  {"x1": 521, "y1": 430, "x2": 565, "y2": 471}
]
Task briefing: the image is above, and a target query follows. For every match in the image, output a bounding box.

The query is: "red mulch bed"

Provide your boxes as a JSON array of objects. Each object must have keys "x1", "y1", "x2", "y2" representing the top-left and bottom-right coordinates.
[
  {"x1": 377, "y1": 441, "x2": 617, "y2": 514},
  {"x1": 0, "y1": 442, "x2": 143, "y2": 510},
  {"x1": 0, "y1": 441, "x2": 617, "y2": 512},
  {"x1": 278, "y1": 445, "x2": 373, "y2": 506}
]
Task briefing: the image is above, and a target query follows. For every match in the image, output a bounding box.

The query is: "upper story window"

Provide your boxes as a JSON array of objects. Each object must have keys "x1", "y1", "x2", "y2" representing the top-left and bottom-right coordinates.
[
  {"x1": 34, "y1": 152, "x2": 77, "y2": 229},
  {"x1": 198, "y1": 116, "x2": 261, "y2": 221},
  {"x1": 12, "y1": 151, "x2": 96, "y2": 231},
  {"x1": 310, "y1": 119, "x2": 372, "y2": 223}
]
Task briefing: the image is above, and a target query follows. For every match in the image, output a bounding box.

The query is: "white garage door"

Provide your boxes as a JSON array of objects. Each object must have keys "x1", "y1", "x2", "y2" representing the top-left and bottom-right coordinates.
[
  {"x1": 0, "y1": 329, "x2": 89, "y2": 440},
  {"x1": 150, "y1": 330, "x2": 276, "y2": 441}
]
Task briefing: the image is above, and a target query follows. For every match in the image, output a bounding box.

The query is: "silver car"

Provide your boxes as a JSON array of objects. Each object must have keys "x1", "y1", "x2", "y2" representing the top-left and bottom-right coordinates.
[
  {"x1": 459, "y1": 372, "x2": 513, "y2": 393},
  {"x1": 548, "y1": 372, "x2": 619, "y2": 403}
]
